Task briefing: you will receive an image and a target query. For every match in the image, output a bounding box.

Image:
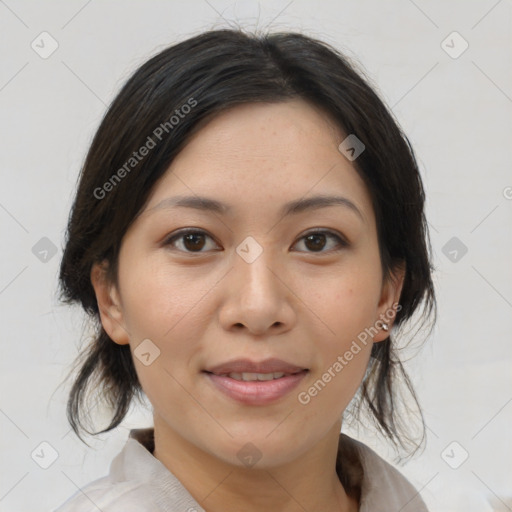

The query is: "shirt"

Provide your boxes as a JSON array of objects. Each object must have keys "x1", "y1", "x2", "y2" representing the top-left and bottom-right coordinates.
[{"x1": 54, "y1": 428, "x2": 429, "y2": 511}]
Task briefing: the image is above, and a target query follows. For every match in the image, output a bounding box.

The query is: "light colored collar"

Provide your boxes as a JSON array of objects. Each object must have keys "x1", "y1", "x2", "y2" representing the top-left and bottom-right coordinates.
[{"x1": 121, "y1": 427, "x2": 427, "y2": 511}]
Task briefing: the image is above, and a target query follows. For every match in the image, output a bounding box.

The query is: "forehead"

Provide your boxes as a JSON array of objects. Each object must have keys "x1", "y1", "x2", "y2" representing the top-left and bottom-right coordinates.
[
  {"x1": 142, "y1": 100, "x2": 374, "y2": 224},
  {"x1": 176, "y1": 99, "x2": 343, "y2": 170}
]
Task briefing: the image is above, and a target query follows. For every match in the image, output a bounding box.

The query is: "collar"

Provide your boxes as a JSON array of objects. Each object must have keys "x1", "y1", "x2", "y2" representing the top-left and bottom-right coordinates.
[{"x1": 128, "y1": 427, "x2": 363, "y2": 500}]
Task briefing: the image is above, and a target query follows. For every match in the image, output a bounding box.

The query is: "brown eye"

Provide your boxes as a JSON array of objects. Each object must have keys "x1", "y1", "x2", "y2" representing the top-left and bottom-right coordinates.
[
  {"x1": 293, "y1": 230, "x2": 348, "y2": 253},
  {"x1": 164, "y1": 229, "x2": 218, "y2": 253},
  {"x1": 164, "y1": 228, "x2": 348, "y2": 255}
]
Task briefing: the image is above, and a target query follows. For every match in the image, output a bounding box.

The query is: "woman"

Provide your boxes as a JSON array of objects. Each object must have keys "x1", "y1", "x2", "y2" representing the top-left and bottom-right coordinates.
[{"x1": 56, "y1": 28, "x2": 436, "y2": 511}]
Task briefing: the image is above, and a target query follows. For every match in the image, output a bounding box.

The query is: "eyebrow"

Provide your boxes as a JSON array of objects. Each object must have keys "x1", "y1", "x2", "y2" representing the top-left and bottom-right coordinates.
[{"x1": 146, "y1": 194, "x2": 365, "y2": 222}]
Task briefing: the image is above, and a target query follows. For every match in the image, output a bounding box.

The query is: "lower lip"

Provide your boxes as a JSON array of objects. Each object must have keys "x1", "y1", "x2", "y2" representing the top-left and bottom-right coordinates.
[{"x1": 204, "y1": 371, "x2": 308, "y2": 405}]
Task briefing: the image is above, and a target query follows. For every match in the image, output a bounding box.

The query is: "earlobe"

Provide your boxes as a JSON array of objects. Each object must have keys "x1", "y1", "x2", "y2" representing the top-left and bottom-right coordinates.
[
  {"x1": 90, "y1": 261, "x2": 130, "y2": 346},
  {"x1": 374, "y1": 264, "x2": 406, "y2": 343}
]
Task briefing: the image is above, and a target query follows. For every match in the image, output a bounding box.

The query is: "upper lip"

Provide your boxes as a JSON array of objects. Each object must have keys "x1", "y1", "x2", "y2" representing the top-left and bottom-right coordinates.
[{"x1": 204, "y1": 358, "x2": 308, "y2": 375}]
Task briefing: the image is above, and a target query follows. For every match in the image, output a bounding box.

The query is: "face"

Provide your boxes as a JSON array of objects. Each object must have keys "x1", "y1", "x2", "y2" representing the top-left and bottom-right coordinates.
[{"x1": 92, "y1": 99, "x2": 404, "y2": 469}]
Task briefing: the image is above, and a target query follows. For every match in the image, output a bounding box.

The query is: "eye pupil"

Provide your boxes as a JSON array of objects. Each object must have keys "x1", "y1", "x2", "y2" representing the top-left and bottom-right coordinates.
[
  {"x1": 305, "y1": 233, "x2": 326, "y2": 252},
  {"x1": 184, "y1": 233, "x2": 205, "y2": 251}
]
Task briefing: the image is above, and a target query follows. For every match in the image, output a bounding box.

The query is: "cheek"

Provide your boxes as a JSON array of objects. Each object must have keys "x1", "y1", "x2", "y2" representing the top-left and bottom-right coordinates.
[
  {"x1": 118, "y1": 259, "x2": 211, "y2": 402},
  {"x1": 316, "y1": 266, "x2": 382, "y2": 339},
  {"x1": 304, "y1": 260, "x2": 380, "y2": 399},
  {"x1": 119, "y1": 255, "x2": 208, "y2": 343},
  {"x1": 303, "y1": 321, "x2": 373, "y2": 418}
]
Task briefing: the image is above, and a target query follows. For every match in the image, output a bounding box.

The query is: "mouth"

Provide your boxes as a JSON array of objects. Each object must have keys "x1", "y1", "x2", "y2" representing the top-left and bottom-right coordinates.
[
  {"x1": 204, "y1": 357, "x2": 308, "y2": 375},
  {"x1": 202, "y1": 358, "x2": 309, "y2": 405},
  {"x1": 210, "y1": 371, "x2": 302, "y2": 381}
]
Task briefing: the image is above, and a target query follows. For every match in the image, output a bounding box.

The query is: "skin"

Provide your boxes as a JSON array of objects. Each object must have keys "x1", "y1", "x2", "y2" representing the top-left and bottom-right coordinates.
[{"x1": 91, "y1": 99, "x2": 404, "y2": 512}]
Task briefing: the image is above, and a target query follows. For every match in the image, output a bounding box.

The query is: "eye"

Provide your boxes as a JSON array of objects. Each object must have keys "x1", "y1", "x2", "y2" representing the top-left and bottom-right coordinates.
[
  {"x1": 163, "y1": 228, "x2": 349, "y2": 254},
  {"x1": 292, "y1": 229, "x2": 349, "y2": 253},
  {"x1": 163, "y1": 229, "x2": 219, "y2": 253}
]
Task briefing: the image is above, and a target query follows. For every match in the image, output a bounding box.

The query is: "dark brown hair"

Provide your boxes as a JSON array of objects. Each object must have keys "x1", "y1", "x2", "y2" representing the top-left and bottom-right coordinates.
[{"x1": 58, "y1": 28, "x2": 436, "y2": 455}]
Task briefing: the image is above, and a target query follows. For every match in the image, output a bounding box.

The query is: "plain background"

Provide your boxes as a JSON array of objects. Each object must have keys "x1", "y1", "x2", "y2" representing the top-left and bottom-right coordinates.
[{"x1": 1, "y1": 1, "x2": 511, "y2": 510}]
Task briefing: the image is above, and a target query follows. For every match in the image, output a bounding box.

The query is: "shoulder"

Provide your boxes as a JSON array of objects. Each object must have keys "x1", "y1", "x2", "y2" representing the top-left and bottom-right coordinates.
[
  {"x1": 338, "y1": 434, "x2": 429, "y2": 512},
  {"x1": 53, "y1": 436, "x2": 160, "y2": 512},
  {"x1": 53, "y1": 431, "x2": 201, "y2": 512},
  {"x1": 53, "y1": 476, "x2": 158, "y2": 512}
]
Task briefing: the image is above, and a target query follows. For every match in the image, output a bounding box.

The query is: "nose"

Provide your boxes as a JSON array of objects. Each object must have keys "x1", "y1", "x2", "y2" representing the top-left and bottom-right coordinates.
[{"x1": 218, "y1": 246, "x2": 295, "y2": 337}]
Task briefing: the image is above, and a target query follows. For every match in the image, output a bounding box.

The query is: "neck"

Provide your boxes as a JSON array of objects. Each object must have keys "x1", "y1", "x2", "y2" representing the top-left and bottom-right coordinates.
[{"x1": 152, "y1": 417, "x2": 358, "y2": 512}]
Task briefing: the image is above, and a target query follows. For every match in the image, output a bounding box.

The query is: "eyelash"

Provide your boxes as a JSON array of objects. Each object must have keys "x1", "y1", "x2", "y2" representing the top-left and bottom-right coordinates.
[{"x1": 163, "y1": 228, "x2": 349, "y2": 255}]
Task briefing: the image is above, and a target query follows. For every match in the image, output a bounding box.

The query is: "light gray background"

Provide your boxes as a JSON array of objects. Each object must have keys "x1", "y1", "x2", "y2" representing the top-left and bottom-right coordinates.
[{"x1": 1, "y1": 1, "x2": 511, "y2": 511}]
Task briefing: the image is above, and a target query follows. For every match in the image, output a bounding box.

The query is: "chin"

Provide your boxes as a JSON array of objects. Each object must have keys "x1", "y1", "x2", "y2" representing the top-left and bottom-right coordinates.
[{"x1": 208, "y1": 432, "x2": 307, "y2": 470}]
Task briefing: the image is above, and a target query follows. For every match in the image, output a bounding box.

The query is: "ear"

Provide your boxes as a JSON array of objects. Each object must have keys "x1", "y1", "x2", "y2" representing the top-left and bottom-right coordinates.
[
  {"x1": 90, "y1": 261, "x2": 130, "y2": 345},
  {"x1": 373, "y1": 263, "x2": 405, "y2": 343}
]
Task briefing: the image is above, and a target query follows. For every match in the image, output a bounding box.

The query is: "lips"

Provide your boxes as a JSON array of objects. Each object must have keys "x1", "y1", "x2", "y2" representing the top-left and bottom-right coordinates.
[
  {"x1": 204, "y1": 357, "x2": 307, "y2": 375},
  {"x1": 203, "y1": 358, "x2": 309, "y2": 405},
  {"x1": 226, "y1": 371, "x2": 288, "y2": 381}
]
